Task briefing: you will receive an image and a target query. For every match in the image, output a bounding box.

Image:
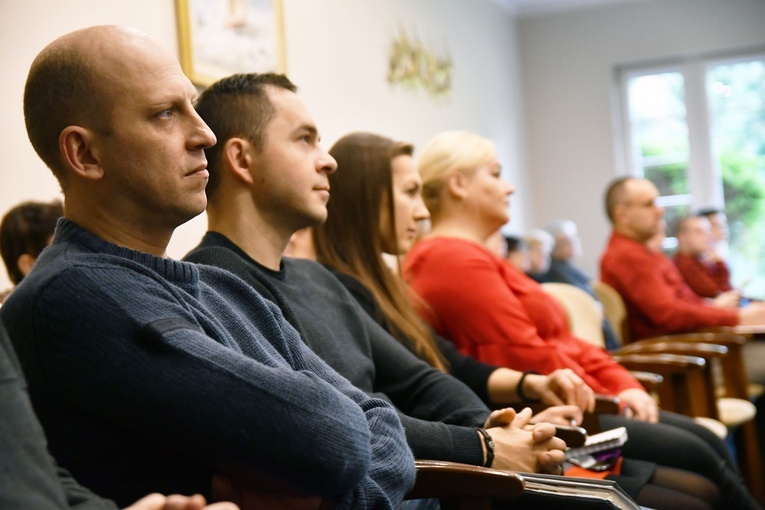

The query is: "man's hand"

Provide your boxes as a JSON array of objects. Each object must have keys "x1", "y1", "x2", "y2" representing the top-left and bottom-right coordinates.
[
  {"x1": 711, "y1": 290, "x2": 740, "y2": 309},
  {"x1": 702, "y1": 249, "x2": 723, "y2": 264},
  {"x1": 523, "y1": 369, "x2": 595, "y2": 412},
  {"x1": 618, "y1": 388, "x2": 659, "y2": 423},
  {"x1": 738, "y1": 302, "x2": 765, "y2": 325},
  {"x1": 211, "y1": 475, "x2": 331, "y2": 510},
  {"x1": 484, "y1": 408, "x2": 566, "y2": 474},
  {"x1": 530, "y1": 405, "x2": 584, "y2": 427},
  {"x1": 124, "y1": 494, "x2": 238, "y2": 510}
]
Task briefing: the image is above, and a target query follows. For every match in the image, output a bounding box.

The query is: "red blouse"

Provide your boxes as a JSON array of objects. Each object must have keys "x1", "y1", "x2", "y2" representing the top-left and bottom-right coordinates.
[{"x1": 404, "y1": 236, "x2": 643, "y2": 397}]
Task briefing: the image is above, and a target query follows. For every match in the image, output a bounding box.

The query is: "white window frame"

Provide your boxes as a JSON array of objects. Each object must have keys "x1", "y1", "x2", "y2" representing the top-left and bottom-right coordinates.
[{"x1": 612, "y1": 46, "x2": 765, "y2": 213}]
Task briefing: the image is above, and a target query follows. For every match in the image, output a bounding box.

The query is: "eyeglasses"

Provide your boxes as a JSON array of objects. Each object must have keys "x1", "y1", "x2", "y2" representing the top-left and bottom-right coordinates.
[{"x1": 624, "y1": 199, "x2": 660, "y2": 209}]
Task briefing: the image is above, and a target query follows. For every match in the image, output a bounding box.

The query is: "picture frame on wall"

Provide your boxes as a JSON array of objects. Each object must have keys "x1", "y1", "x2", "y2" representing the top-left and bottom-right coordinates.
[{"x1": 175, "y1": 0, "x2": 286, "y2": 87}]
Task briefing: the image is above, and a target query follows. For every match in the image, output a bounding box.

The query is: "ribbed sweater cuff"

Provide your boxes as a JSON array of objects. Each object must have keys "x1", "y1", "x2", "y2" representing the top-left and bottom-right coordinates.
[{"x1": 445, "y1": 424, "x2": 485, "y2": 466}]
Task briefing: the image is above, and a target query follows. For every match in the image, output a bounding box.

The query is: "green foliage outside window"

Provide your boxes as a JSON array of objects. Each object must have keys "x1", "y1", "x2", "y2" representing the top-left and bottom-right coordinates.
[
  {"x1": 720, "y1": 148, "x2": 765, "y2": 273},
  {"x1": 639, "y1": 142, "x2": 688, "y2": 197},
  {"x1": 720, "y1": 148, "x2": 765, "y2": 228}
]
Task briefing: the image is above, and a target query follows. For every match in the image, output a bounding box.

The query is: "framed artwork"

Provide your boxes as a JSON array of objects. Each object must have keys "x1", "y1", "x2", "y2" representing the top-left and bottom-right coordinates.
[{"x1": 175, "y1": 0, "x2": 286, "y2": 86}]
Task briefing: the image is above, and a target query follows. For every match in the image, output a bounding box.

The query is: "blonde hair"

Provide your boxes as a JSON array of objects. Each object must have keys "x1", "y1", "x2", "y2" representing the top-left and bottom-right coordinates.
[{"x1": 417, "y1": 131, "x2": 497, "y2": 218}]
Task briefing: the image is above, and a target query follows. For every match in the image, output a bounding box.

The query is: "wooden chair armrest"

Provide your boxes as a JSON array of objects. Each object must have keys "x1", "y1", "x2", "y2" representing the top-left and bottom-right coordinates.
[
  {"x1": 614, "y1": 353, "x2": 717, "y2": 418},
  {"x1": 696, "y1": 325, "x2": 765, "y2": 338},
  {"x1": 641, "y1": 332, "x2": 747, "y2": 348},
  {"x1": 628, "y1": 370, "x2": 664, "y2": 393},
  {"x1": 406, "y1": 460, "x2": 525, "y2": 505},
  {"x1": 612, "y1": 353, "x2": 707, "y2": 375},
  {"x1": 614, "y1": 341, "x2": 728, "y2": 360},
  {"x1": 628, "y1": 335, "x2": 751, "y2": 399},
  {"x1": 695, "y1": 326, "x2": 738, "y2": 334}
]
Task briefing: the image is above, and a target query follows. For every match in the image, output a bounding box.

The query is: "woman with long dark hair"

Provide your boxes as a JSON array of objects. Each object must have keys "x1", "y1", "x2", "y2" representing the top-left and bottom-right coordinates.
[{"x1": 314, "y1": 132, "x2": 593, "y2": 408}]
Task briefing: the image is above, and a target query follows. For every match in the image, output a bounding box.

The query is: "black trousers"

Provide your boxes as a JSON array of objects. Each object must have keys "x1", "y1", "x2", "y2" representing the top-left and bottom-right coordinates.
[{"x1": 600, "y1": 410, "x2": 761, "y2": 510}]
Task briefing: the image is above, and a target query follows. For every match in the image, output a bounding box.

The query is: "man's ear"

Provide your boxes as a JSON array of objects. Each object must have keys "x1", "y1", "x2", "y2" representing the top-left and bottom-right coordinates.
[
  {"x1": 223, "y1": 137, "x2": 255, "y2": 186},
  {"x1": 445, "y1": 172, "x2": 468, "y2": 200},
  {"x1": 59, "y1": 126, "x2": 103, "y2": 180},
  {"x1": 612, "y1": 203, "x2": 628, "y2": 226}
]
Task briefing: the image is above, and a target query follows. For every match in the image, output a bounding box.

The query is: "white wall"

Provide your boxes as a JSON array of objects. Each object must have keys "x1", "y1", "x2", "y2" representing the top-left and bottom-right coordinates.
[
  {"x1": 0, "y1": 0, "x2": 527, "y2": 290},
  {"x1": 518, "y1": 0, "x2": 765, "y2": 276}
]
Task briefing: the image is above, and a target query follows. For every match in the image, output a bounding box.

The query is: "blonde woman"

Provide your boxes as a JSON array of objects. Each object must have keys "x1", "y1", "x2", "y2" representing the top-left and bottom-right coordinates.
[{"x1": 403, "y1": 131, "x2": 757, "y2": 510}]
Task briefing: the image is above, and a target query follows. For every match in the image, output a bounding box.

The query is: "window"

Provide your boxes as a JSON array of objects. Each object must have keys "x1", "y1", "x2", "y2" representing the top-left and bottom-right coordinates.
[{"x1": 617, "y1": 49, "x2": 765, "y2": 298}]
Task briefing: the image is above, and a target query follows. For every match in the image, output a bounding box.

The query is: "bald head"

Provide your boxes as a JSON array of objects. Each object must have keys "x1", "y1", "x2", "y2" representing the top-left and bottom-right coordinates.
[
  {"x1": 21, "y1": 25, "x2": 214, "y2": 252},
  {"x1": 604, "y1": 176, "x2": 632, "y2": 223},
  {"x1": 606, "y1": 177, "x2": 664, "y2": 242},
  {"x1": 23, "y1": 26, "x2": 172, "y2": 187}
]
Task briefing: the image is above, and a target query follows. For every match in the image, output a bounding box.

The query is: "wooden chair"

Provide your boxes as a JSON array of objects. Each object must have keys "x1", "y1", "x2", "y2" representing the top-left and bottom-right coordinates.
[
  {"x1": 406, "y1": 460, "x2": 642, "y2": 509},
  {"x1": 590, "y1": 280, "x2": 631, "y2": 346},
  {"x1": 590, "y1": 281, "x2": 762, "y2": 402},
  {"x1": 587, "y1": 281, "x2": 764, "y2": 500},
  {"x1": 539, "y1": 283, "x2": 607, "y2": 348},
  {"x1": 540, "y1": 282, "x2": 718, "y2": 402},
  {"x1": 541, "y1": 282, "x2": 757, "y2": 428},
  {"x1": 590, "y1": 282, "x2": 760, "y2": 395},
  {"x1": 406, "y1": 460, "x2": 524, "y2": 509}
]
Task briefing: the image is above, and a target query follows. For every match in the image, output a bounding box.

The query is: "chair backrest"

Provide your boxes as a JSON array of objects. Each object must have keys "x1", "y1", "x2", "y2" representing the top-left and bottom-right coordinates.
[
  {"x1": 591, "y1": 280, "x2": 631, "y2": 345},
  {"x1": 541, "y1": 283, "x2": 606, "y2": 348}
]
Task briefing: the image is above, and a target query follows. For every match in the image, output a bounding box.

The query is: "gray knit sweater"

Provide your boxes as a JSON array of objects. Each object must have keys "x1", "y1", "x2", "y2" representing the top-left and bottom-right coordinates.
[
  {"x1": 1, "y1": 219, "x2": 414, "y2": 509},
  {"x1": 185, "y1": 231, "x2": 492, "y2": 467}
]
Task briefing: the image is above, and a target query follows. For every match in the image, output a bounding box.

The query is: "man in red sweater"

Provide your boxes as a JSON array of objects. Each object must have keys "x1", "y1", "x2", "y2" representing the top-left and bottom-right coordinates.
[
  {"x1": 673, "y1": 215, "x2": 736, "y2": 300},
  {"x1": 599, "y1": 177, "x2": 765, "y2": 340}
]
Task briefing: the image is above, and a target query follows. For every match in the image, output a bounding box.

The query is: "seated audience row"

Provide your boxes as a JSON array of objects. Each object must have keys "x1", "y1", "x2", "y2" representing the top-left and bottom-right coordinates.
[
  {"x1": 308, "y1": 131, "x2": 765, "y2": 509},
  {"x1": 3, "y1": 22, "x2": 764, "y2": 510},
  {"x1": 184, "y1": 73, "x2": 570, "y2": 479},
  {"x1": 0, "y1": 24, "x2": 605, "y2": 510}
]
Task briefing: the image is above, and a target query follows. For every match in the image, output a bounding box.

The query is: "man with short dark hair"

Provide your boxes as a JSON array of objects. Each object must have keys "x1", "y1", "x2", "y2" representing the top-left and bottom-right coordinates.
[
  {"x1": 1, "y1": 25, "x2": 414, "y2": 508},
  {"x1": 186, "y1": 72, "x2": 572, "y2": 475}
]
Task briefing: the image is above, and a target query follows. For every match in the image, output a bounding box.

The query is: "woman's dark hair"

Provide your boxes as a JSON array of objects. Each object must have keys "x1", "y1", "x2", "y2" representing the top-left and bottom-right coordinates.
[
  {"x1": 1, "y1": 199, "x2": 64, "y2": 284},
  {"x1": 313, "y1": 132, "x2": 447, "y2": 371}
]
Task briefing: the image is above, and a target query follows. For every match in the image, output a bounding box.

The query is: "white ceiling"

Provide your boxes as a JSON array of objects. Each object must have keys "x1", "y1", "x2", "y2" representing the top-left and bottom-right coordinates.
[{"x1": 494, "y1": 0, "x2": 648, "y2": 17}]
